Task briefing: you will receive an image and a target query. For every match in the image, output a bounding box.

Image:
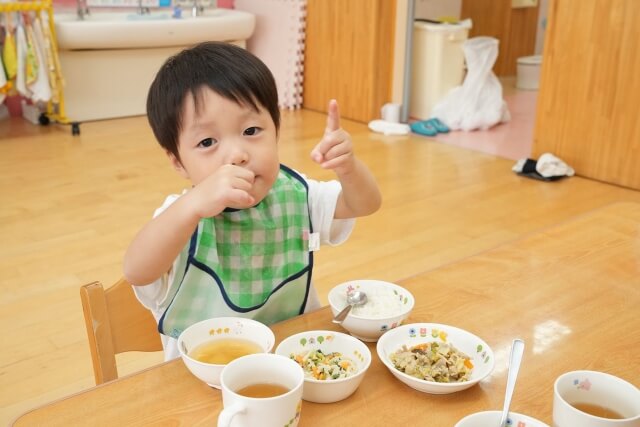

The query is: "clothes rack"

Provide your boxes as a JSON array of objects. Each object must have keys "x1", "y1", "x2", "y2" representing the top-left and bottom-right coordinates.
[{"x1": 0, "y1": 0, "x2": 71, "y2": 129}]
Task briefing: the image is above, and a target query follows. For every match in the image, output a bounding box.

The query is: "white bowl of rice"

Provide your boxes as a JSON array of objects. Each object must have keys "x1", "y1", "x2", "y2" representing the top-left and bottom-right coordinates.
[{"x1": 328, "y1": 280, "x2": 414, "y2": 342}]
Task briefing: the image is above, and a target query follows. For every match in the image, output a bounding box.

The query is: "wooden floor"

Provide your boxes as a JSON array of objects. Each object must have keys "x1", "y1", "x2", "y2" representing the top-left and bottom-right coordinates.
[{"x1": 1, "y1": 110, "x2": 639, "y2": 423}]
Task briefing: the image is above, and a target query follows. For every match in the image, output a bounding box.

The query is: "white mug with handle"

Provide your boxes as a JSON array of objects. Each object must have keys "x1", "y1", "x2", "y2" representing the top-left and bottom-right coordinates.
[
  {"x1": 218, "y1": 353, "x2": 304, "y2": 427},
  {"x1": 553, "y1": 370, "x2": 640, "y2": 427}
]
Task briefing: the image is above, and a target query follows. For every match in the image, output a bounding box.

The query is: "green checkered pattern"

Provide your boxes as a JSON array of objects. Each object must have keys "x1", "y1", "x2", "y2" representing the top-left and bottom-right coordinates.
[
  {"x1": 194, "y1": 170, "x2": 309, "y2": 308},
  {"x1": 161, "y1": 272, "x2": 222, "y2": 338}
]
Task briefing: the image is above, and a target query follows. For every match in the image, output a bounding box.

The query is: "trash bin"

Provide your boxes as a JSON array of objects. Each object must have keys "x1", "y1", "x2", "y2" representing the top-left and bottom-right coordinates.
[
  {"x1": 516, "y1": 54, "x2": 542, "y2": 90},
  {"x1": 410, "y1": 19, "x2": 472, "y2": 120}
]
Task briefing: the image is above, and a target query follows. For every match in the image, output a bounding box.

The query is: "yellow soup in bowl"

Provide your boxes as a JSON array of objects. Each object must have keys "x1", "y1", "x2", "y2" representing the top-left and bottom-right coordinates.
[{"x1": 189, "y1": 338, "x2": 262, "y2": 365}]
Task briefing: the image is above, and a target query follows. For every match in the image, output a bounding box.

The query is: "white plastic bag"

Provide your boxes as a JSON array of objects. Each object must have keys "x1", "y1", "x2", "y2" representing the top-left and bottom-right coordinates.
[{"x1": 431, "y1": 37, "x2": 510, "y2": 131}]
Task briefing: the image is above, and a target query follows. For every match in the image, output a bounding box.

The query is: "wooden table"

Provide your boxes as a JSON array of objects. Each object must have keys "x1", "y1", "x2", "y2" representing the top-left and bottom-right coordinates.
[{"x1": 13, "y1": 203, "x2": 640, "y2": 426}]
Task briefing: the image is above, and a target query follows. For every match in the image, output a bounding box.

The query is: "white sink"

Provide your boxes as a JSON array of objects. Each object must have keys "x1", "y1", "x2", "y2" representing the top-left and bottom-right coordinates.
[
  {"x1": 53, "y1": 8, "x2": 255, "y2": 122},
  {"x1": 54, "y1": 8, "x2": 255, "y2": 50}
]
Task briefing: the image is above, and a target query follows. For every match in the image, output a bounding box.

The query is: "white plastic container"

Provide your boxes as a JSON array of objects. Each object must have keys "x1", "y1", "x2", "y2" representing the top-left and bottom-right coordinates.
[
  {"x1": 410, "y1": 20, "x2": 472, "y2": 120},
  {"x1": 516, "y1": 54, "x2": 542, "y2": 90}
]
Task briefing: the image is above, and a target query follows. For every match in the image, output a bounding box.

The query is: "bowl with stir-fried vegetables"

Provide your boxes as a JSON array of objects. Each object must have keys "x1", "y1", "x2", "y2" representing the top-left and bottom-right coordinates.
[
  {"x1": 376, "y1": 323, "x2": 495, "y2": 394},
  {"x1": 275, "y1": 330, "x2": 371, "y2": 403}
]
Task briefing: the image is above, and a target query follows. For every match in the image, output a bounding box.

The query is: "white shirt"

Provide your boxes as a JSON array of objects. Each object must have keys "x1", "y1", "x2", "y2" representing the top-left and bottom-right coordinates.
[{"x1": 133, "y1": 174, "x2": 354, "y2": 360}]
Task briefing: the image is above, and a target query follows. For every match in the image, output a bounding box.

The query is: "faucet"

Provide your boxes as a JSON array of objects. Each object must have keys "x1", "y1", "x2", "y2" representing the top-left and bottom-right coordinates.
[
  {"x1": 137, "y1": 0, "x2": 151, "y2": 15},
  {"x1": 77, "y1": 0, "x2": 90, "y2": 20},
  {"x1": 191, "y1": 0, "x2": 204, "y2": 17}
]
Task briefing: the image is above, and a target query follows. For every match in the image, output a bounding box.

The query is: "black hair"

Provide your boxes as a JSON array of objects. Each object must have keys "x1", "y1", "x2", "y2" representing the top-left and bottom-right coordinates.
[{"x1": 146, "y1": 41, "x2": 280, "y2": 160}]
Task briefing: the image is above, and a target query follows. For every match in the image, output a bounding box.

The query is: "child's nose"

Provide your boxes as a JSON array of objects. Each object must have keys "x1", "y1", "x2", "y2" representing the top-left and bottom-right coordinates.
[{"x1": 229, "y1": 148, "x2": 249, "y2": 166}]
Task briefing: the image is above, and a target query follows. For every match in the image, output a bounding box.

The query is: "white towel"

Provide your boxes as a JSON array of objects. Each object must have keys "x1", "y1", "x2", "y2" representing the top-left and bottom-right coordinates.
[
  {"x1": 15, "y1": 23, "x2": 31, "y2": 98},
  {"x1": 28, "y1": 18, "x2": 52, "y2": 103}
]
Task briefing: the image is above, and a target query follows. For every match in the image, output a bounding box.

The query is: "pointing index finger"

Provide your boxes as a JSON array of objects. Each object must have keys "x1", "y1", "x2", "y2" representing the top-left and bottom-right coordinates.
[{"x1": 325, "y1": 99, "x2": 340, "y2": 133}]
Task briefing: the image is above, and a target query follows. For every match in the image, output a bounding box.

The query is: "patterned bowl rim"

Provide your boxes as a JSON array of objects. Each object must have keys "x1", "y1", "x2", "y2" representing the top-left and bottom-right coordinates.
[
  {"x1": 376, "y1": 322, "x2": 495, "y2": 389},
  {"x1": 455, "y1": 410, "x2": 550, "y2": 427},
  {"x1": 275, "y1": 330, "x2": 372, "y2": 384},
  {"x1": 178, "y1": 317, "x2": 275, "y2": 368}
]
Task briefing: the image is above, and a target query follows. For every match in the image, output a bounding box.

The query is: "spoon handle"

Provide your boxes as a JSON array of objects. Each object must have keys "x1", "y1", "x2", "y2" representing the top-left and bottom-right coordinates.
[
  {"x1": 499, "y1": 339, "x2": 525, "y2": 427},
  {"x1": 332, "y1": 304, "x2": 353, "y2": 324}
]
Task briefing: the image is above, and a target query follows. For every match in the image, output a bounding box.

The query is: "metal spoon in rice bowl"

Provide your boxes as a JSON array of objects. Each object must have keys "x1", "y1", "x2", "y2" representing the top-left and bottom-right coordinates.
[{"x1": 332, "y1": 291, "x2": 367, "y2": 324}]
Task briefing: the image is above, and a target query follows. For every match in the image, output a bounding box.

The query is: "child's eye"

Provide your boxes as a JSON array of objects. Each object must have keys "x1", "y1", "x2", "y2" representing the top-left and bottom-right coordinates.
[
  {"x1": 243, "y1": 127, "x2": 262, "y2": 136},
  {"x1": 197, "y1": 138, "x2": 216, "y2": 148}
]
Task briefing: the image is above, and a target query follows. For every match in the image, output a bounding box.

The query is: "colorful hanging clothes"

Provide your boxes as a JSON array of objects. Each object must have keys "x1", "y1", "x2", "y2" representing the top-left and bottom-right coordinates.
[{"x1": 1, "y1": 7, "x2": 64, "y2": 120}]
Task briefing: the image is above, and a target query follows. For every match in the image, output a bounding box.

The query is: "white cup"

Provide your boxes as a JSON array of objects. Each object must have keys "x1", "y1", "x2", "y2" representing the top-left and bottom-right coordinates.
[
  {"x1": 553, "y1": 370, "x2": 640, "y2": 427},
  {"x1": 381, "y1": 102, "x2": 401, "y2": 123},
  {"x1": 218, "y1": 353, "x2": 304, "y2": 427}
]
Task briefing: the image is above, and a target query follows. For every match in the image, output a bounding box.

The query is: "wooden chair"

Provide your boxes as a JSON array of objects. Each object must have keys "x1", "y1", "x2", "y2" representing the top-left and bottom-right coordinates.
[{"x1": 80, "y1": 278, "x2": 163, "y2": 384}]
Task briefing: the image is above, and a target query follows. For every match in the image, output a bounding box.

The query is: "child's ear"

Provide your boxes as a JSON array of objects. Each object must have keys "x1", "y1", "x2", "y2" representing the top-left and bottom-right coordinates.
[{"x1": 167, "y1": 152, "x2": 189, "y2": 180}]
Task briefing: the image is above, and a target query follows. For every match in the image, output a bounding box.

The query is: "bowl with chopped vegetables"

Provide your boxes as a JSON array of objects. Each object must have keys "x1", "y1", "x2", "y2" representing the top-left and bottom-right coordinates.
[
  {"x1": 275, "y1": 330, "x2": 372, "y2": 403},
  {"x1": 376, "y1": 323, "x2": 494, "y2": 394},
  {"x1": 328, "y1": 280, "x2": 415, "y2": 342}
]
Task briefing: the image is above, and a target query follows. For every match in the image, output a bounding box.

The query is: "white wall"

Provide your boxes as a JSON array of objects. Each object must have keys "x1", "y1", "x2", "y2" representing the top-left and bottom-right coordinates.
[
  {"x1": 535, "y1": 0, "x2": 549, "y2": 54},
  {"x1": 414, "y1": 0, "x2": 462, "y2": 21}
]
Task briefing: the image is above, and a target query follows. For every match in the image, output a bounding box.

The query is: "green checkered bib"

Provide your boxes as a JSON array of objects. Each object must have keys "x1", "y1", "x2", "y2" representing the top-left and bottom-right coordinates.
[{"x1": 158, "y1": 166, "x2": 313, "y2": 338}]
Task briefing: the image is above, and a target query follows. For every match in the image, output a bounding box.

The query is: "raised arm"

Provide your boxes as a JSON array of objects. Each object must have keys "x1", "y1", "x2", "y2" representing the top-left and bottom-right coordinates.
[
  {"x1": 310, "y1": 99, "x2": 382, "y2": 219},
  {"x1": 123, "y1": 192, "x2": 201, "y2": 286}
]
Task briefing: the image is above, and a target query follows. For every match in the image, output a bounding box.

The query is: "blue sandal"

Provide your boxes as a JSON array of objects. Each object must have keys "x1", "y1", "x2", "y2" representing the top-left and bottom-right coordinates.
[
  {"x1": 427, "y1": 117, "x2": 450, "y2": 133},
  {"x1": 410, "y1": 120, "x2": 437, "y2": 136}
]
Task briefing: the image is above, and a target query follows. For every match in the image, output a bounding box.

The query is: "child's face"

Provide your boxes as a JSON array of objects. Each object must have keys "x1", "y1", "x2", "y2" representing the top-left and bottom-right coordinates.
[{"x1": 171, "y1": 87, "x2": 280, "y2": 204}]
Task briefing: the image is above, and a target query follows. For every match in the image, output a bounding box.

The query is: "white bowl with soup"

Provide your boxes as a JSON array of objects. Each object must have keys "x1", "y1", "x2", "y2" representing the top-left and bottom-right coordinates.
[
  {"x1": 178, "y1": 317, "x2": 275, "y2": 388},
  {"x1": 328, "y1": 280, "x2": 414, "y2": 342}
]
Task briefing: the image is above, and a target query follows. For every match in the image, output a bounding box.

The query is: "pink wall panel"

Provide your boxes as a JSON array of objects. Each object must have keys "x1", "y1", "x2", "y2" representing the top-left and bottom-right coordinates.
[{"x1": 235, "y1": 0, "x2": 306, "y2": 109}]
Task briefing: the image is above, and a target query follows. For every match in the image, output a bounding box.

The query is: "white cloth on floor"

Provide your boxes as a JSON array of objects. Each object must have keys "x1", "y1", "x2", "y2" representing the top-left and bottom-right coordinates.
[
  {"x1": 368, "y1": 119, "x2": 411, "y2": 136},
  {"x1": 512, "y1": 153, "x2": 575, "y2": 178},
  {"x1": 536, "y1": 153, "x2": 575, "y2": 178},
  {"x1": 512, "y1": 158, "x2": 527, "y2": 173}
]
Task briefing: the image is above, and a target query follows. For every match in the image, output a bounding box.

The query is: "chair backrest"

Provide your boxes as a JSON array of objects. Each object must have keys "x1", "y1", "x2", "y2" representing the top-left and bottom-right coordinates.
[{"x1": 80, "y1": 278, "x2": 163, "y2": 384}]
